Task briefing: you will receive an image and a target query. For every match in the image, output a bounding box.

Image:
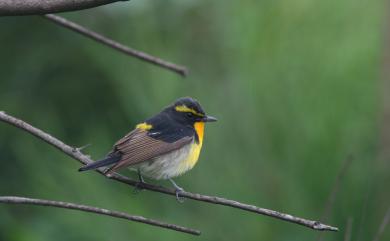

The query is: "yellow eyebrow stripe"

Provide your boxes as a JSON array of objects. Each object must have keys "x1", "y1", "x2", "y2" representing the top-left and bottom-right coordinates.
[
  {"x1": 175, "y1": 105, "x2": 204, "y2": 117},
  {"x1": 136, "y1": 122, "x2": 153, "y2": 130}
]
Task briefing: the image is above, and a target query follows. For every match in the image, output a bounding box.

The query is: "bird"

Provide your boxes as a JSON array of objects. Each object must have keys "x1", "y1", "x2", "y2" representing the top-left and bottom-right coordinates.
[{"x1": 78, "y1": 97, "x2": 217, "y2": 201}]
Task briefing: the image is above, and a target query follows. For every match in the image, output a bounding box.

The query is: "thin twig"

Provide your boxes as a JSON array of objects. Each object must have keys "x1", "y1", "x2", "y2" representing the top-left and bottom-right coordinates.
[
  {"x1": 0, "y1": 111, "x2": 338, "y2": 232},
  {"x1": 43, "y1": 14, "x2": 188, "y2": 77},
  {"x1": 372, "y1": 207, "x2": 390, "y2": 241},
  {"x1": 344, "y1": 217, "x2": 353, "y2": 241},
  {"x1": 0, "y1": 0, "x2": 125, "y2": 16},
  {"x1": 0, "y1": 195, "x2": 200, "y2": 235},
  {"x1": 317, "y1": 156, "x2": 353, "y2": 241}
]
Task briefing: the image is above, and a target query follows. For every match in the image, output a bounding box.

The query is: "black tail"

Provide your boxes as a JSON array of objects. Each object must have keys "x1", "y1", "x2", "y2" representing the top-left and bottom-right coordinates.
[{"x1": 78, "y1": 153, "x2": 121, "y2": 172}]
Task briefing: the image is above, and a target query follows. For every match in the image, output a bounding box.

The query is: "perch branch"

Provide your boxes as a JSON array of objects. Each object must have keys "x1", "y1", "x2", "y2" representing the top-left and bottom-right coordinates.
[
  {"x1": 0, "y1": 195, "x2": 200, "y2": 235},
  {"x1": 0, "y1": 0, "x2": 125, "y2": 16},
  {"x1": 0, "y1": 111, "x2": 338, "y2": 232},
  {"x1": 43, "y1": 14, "x2": 188, "y2": 77}
]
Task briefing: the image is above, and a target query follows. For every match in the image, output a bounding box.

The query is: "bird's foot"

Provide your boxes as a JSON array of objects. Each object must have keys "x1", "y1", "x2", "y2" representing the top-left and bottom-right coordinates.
[
  {"x1": 132, "y1": 181, "x2": 146, "y2": 194},
  {"x1": 169, "y1": 178, "x2": 185, "y2": 203},
  {"x1": 133, "y1": 170, "x2": 146, "y2": 194},
  {"x1": 174, "y1": 187, "x2": 185, "y2": 203}
]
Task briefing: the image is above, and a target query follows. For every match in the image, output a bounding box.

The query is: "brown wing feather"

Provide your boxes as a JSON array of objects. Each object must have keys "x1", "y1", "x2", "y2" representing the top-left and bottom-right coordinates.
[{"x1": 107, "y1": 129, "x2": 193, "y2": 173}]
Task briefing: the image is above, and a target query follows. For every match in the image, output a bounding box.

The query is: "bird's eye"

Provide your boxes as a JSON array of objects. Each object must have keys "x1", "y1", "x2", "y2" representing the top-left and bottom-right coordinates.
[{"x1": 186, "y1": 112, "x2": 194, "y2": 118}]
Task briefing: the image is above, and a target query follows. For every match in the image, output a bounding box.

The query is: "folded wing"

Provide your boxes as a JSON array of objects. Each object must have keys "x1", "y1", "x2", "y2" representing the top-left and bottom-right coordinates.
[{"x1": 106, "y1": 128, "x2": 193, "y2": 173}]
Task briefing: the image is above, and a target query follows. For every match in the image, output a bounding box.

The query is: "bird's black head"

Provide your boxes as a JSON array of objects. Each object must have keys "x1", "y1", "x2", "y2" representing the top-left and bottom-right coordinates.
[{"x1": 165, "y1": 97, "x2": 217, "y2": 125}]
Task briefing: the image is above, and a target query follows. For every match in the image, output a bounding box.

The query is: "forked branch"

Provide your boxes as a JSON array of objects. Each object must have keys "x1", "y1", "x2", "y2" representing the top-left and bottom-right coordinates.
[
  {"x1": 0, "y1": 196, "x2": 200, "y2": 235},
  {"x1": 0, "y1": 111, "x2": 338, "y2": 232}
]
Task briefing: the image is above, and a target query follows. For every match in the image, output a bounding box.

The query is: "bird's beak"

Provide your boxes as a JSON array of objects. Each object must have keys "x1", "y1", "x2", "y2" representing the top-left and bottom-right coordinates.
[{"x1": 202, "y1": 115, "x2": 217, "y2": 122}]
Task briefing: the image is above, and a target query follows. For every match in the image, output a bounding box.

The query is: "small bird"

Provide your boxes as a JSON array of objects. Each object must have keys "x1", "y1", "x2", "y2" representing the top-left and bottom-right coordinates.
[{"x1": 79, "y1": 97, "x2": 217, "y2": 201}]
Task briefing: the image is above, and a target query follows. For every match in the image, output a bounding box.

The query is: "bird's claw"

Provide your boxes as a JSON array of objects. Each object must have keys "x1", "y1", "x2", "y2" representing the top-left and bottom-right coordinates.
[
  {"x1": 132, "y1": 181, "x2": 145, "y2": 194},
  {"x1": 175, "y1": 187, "x2": 185, "y2": 203},
  {"x1": 132, "y1": 169, "x2": 146, "y2": 194},
  {"x1": 168, "y1": 178, "x2": 185, "y2": 202}
]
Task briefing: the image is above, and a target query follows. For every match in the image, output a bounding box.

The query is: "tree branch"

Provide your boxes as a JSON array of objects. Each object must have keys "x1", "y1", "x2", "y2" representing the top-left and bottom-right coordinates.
[
  {"x1": 0, "y1": 0, "x2": 125, "y2": 16},
  {"x1": 0, "y1": 111, "x2": 338, "y2": 232},
  {"x1": 0, "y1": 195, "x2": 200, "y2": 235},
  {"x1": 43, "y1": 14, "x2": 188, "y2": 77}
]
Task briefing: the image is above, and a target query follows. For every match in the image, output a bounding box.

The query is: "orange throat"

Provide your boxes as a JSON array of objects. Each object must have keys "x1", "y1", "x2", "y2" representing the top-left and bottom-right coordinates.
[
  {"x1": 194, "y1": 122, "x2": 205, "y2": 144},
  {"x1": 176, "y1": 121, "x2": 204, "y2": 173}
]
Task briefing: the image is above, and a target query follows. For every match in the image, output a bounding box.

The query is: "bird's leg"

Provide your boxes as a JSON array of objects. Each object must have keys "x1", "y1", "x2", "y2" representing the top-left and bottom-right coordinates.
[
  {"x1": 138, "y1": 169, "x2": 145, "y2": 183},
  {"x1": 169, "y1": 178, "x2": 185, "y2": 203},
  {"x1": 133, "y1": 169, "x2": 146, "y2": 194}
]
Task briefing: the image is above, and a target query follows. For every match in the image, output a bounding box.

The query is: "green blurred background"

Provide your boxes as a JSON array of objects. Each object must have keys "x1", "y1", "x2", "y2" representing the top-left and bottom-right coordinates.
[{"x1": 1, "y1": 0, "x2": 389, "y2": 240}]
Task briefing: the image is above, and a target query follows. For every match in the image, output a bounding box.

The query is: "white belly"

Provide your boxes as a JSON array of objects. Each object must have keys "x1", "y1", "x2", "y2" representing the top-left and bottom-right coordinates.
[{"x1": 134, "y1": 140, "x2": 200, "y2": 180}]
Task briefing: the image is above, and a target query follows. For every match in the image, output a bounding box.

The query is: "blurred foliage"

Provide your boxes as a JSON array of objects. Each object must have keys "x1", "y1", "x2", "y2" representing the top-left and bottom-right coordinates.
[{"x1": 0, "y1": 0, "x2": 389, "y2": 240}]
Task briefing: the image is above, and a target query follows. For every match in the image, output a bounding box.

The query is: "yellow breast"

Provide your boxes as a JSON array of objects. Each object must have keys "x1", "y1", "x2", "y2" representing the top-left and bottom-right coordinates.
[{"x1": 178, "y1": 122, "x2": 204, "y2": 172}]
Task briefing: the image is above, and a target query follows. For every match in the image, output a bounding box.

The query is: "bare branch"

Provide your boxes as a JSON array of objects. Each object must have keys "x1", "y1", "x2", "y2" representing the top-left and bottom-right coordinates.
[
  {"x1": 43, "y1": 14, "x2": 188, "y2": 77},
  {"x1": 372, "y1": 207, "x2": 390, "y2": 241},
  {"x1": 0, "y1": 111, "x2": 338, "y2": 232},
  {"x1": 317, "y1": 156, "x2": 353, "y2": 241},
  {"x1": 344, "y1": 217, "x2": 353, "y2": 241},
  {"x1": 0, "y1": 0, "x2": 125, "y2": 16},
  {"x1": 0, "y1": 195, "x2": 200, "y2": 235}
]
